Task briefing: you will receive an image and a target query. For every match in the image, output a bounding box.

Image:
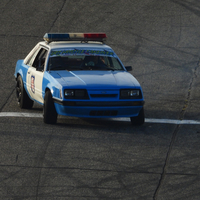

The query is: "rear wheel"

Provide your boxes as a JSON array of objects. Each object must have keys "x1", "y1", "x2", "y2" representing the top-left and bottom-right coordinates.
[
  {"x1": 16, "y1": 75, "x2": 34, "y2": 109},
  {"x1": 130, "y1": 107, "x2": 145, "y2": 126},
  {"x1": 43, "y1": 90, "x2": 58, "y2": 124}
]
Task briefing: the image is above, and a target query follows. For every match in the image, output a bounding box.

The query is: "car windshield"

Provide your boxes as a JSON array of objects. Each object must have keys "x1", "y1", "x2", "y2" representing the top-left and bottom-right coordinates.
[{"x1": 48, "y1": 50, "x2": 124, "y2": 71}]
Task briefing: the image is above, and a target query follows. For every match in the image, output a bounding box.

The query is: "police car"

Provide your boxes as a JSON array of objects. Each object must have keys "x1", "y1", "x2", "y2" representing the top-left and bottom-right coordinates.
[{"x1": 14, "y1": 33, "x2": 145, "y2": 125}]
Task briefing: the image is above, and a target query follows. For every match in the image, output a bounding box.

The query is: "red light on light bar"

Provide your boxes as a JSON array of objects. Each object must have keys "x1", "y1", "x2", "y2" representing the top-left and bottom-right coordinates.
[{"x1": 84, "y1": 33, "x2": 107, "y2": 39}]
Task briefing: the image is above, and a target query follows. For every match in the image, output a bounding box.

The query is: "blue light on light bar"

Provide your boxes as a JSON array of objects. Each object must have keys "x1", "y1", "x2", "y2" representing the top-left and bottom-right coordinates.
[{"x1": 43, "y1": 33, "x2": 70, "y2": 43}]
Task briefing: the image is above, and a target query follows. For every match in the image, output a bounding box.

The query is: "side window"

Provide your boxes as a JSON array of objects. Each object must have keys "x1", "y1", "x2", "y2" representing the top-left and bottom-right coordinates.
[
  {"x1": 32, "y1": 48, "x2": 48, "y2": 71},
  {"x1": 26, "y1": 47, "x2": 40, "y2": 66}
]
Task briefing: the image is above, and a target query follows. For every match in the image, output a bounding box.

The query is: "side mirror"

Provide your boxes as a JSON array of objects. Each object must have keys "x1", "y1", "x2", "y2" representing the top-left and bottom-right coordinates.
[{"x1": 125, "y1": 66, "x2": 132, "y2": 71}]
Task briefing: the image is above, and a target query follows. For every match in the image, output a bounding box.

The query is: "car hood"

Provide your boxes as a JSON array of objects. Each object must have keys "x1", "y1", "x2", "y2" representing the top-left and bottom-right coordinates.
[{"x1": 49, "y1": 70, "x2": 140, "y2": 89}]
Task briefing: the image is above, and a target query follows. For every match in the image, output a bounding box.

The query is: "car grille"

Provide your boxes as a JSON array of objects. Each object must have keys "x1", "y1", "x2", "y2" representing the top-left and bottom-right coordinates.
[
  {"x1": 90, "y1": 110, "x2": 118, "y2": 116},
  {"x1": 90, "y1": 94, "x2": 117, "y2": 98}
]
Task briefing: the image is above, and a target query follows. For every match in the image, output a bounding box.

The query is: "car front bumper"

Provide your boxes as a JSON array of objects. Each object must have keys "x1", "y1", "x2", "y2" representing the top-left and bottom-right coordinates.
[{"x1": 53, "y1": 99, "x2": 144, "y2": 118}]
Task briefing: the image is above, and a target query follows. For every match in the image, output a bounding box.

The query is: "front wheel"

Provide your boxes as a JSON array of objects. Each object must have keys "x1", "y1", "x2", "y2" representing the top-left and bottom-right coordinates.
[
  {"x1": 16, "y1": 75, "x2": 34, "y2": 109},
  {"x1": 130, "y1": 107, "x2": 145, "y2": 126},
  {"x1": 43, "y1": 90, "x2": 58, "y2": 124}
]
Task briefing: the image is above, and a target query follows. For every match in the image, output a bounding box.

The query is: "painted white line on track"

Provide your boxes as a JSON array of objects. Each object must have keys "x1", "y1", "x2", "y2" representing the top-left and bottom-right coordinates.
[
  {"x1": 146, "y1": 118, "x2": 200, "y2": 125},
  {"x1": 0, "y1": 112, "x2": 42, "y2": 118},
  {"x1": 0, "y1": 112, "x2": 200, "y2": 125},
  {"x1": 114, "y1": 118, "x2": 200, "y2": 124}
]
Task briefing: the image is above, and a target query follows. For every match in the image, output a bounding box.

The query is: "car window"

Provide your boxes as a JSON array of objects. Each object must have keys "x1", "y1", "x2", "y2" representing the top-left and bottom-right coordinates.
[
  {"x1": 26, "y1": 47, "x2": 40, "y2": 66},
  {"x1": 32, "y1": 48, "x2": 48, "y2": 71},
  {"x1": 48, "y1": 55, "x2": 124, "y2": 71}
]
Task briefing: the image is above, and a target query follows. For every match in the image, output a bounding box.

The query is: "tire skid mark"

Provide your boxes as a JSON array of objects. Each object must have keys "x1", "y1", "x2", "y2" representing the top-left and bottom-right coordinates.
[
  {"x1": 0, "y1": 87, "x2": 15, "y2": 112},
  {"x1": 48, "y1": 0, "x2": 67, "y2": 32},
  {"x1": 153, "y1": 60, "x2": 200, "y2": 199},
  {"x1": 179, "y1": 60, "x2": 199, "y2": 120},
  {"x1": 35, "y1": 134, "x2": 52, "y2": 200}
]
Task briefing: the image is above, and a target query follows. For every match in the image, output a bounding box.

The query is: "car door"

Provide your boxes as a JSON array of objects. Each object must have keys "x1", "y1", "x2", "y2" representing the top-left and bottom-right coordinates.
[{"x1": 26, "y1": 47, "x2": 48, "y2": 104}]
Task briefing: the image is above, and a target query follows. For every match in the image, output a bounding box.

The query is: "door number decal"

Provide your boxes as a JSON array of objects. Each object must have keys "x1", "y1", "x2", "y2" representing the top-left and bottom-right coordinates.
[{"x1": 31, "y1": 75, "x2": 35, "y2": 93}]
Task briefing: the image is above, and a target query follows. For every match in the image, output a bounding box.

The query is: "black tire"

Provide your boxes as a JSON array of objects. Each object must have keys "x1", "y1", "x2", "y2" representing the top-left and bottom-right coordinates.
[
  {"x1": 16, "y1": 75, "x2": 34, "y2": 109},
  {"x1": 130, "y1": 107, "x2": 145, "y2": 126},
  {"x1": 43, "y1": 90, "x2": 58, "y2": 124}
]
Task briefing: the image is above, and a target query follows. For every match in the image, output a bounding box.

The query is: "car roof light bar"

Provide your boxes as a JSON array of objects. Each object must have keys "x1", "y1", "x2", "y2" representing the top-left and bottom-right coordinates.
[{"x1": 43, "y1": 33, "x2": 107, "y2": 43}]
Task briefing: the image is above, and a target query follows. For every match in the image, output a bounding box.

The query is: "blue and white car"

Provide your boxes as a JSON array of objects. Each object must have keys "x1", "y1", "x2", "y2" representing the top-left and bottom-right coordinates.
[{"x1": 14, "y1": 33, "x2": 145, "y2": 125}]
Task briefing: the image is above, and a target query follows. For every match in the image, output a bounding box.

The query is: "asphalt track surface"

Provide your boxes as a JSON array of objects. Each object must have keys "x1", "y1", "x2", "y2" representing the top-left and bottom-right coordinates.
[{"x1": 0, "y1": 0, "x2": 200, "y2": 199}]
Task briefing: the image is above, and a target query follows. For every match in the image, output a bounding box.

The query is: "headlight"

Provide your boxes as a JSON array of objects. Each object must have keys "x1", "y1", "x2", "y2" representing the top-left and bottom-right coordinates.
[
  {"x1": 64, "y1": 89, "x2": 89, "y2": 99},
  {"x1": 64, "y1": 90, "x2": 74, "y2": 97},
  {"x1": 120, "y1": 89, "x2": 142, "y2": 99}
]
